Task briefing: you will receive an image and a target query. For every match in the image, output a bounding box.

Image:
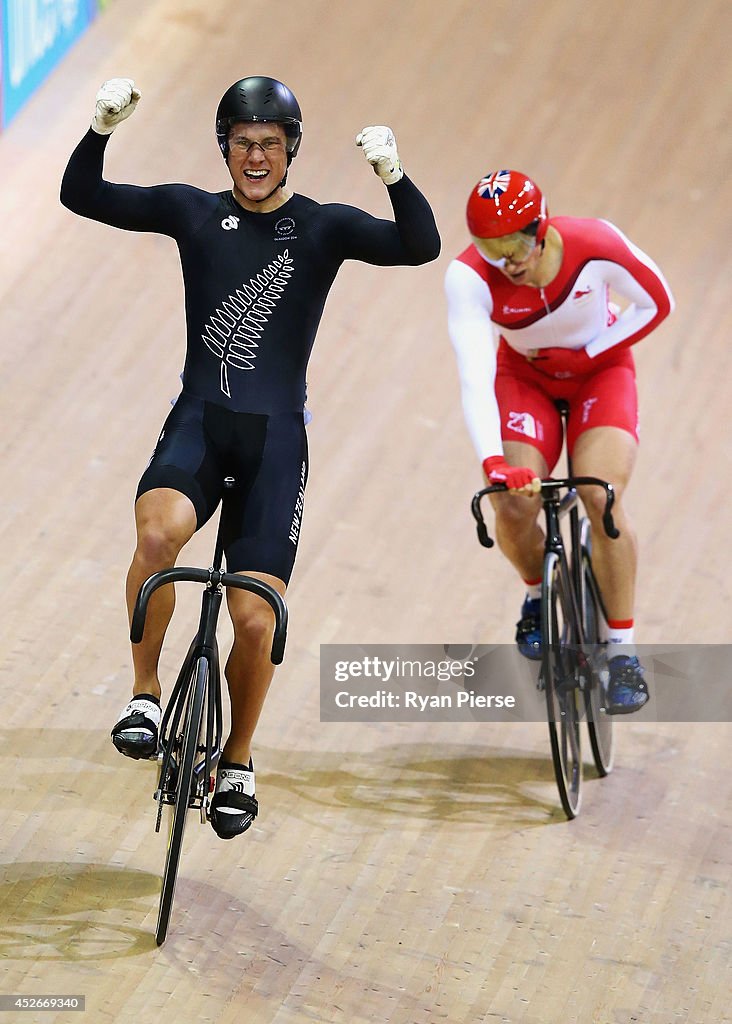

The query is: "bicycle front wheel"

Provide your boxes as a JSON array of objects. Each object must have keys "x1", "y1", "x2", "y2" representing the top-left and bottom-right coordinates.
[
  {"x1": 580, "y1": 532, "x2": 615, "y2": 776},
  {"x1": 542, "y1": 552, "x2": 582, "y2": 819},
  {"x1": 156, "y1": 655, "x2": 208, "y2": 946}
]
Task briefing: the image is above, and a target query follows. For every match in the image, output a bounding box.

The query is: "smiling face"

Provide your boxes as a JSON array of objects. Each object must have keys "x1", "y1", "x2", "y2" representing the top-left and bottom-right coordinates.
[{"x1": 226, "y1": 121, "x2": 290, "y2": 211}]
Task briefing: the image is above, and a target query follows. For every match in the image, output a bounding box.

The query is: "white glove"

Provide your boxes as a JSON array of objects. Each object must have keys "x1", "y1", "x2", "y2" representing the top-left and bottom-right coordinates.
[
  {"x1": 91, "y1": 78, "x2": 141, "y2": 135},
  {"x1": 355, "y1": 125, "x2": 403, "y2": 185}
]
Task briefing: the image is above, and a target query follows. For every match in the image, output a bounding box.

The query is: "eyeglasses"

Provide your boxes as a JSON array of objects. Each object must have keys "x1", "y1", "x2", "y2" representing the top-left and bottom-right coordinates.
[
  {"x1": 473, "y1": 231, "x2": 537, "y2": 267},
  {"x1": 230, "y1": 136, "x2": 285, "y2": 154}
]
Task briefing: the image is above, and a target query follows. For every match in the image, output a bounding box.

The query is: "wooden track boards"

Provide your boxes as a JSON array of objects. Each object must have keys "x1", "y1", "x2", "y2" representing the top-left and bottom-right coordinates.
[{"x1": 0, "y1": 1, "x2": 730, "y2": 1021}]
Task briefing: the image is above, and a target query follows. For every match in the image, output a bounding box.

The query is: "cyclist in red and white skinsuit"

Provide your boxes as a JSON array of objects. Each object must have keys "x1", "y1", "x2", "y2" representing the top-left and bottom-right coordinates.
[{"x1": 445, "y1": 170, "x2": 674, "y2": 713}]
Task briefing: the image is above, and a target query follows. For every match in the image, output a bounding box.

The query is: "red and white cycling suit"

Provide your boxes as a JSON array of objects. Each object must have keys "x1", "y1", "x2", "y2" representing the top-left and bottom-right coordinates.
[{"x1": 445, "y1": 216, "x2": 674, "y2": 470}]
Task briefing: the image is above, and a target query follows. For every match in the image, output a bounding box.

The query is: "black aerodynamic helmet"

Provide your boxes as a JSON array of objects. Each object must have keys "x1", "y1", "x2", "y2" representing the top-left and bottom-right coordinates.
[{"x1": 215, "y1": 76, "x2": 303, "y2": 162}]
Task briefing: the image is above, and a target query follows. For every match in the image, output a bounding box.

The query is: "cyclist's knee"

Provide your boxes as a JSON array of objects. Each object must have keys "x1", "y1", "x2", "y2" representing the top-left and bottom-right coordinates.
[
  {"x1": 134, "y1": 515, "x2": 191, "y2": 568},
  {"x1": 491, "y1": 491, "x2": 541, "y2": 533},
  {"x1": 134, "y1": 491, "x2": 196, "y2": 567},
  {"x1": 578, "y1": 482, "x2": 624, "y2": 524},
  {"x1": 229, "y1": 598, "x2": 275, "y2": 650}
]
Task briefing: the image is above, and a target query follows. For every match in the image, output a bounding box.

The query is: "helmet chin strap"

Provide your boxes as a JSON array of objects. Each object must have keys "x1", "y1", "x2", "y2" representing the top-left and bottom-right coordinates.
[{"x1": 252, "y1": 169, "x2": 289, "y2": 204}]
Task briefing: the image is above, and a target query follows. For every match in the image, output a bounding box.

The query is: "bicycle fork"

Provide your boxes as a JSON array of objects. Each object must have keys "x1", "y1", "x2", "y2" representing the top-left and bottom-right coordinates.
[{"x1": 154, "y1": 582, "x2": 224, "y2": 829}]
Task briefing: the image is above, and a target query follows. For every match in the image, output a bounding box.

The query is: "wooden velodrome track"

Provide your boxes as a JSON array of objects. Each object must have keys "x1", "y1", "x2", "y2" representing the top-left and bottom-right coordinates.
[{"x1": 1, "y1": 0, "x2": 731, "y2": 1020}]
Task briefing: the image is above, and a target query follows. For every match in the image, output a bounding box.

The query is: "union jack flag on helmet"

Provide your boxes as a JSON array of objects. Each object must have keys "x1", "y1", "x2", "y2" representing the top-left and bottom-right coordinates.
[{"x1": 477, "y1": 170, "x2": 512, "y2": 199}]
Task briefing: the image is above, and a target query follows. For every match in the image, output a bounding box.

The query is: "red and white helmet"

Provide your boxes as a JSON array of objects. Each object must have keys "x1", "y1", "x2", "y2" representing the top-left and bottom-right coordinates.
[{"x1": 466, "y1": 170, "x2": 548, "y2": 240}]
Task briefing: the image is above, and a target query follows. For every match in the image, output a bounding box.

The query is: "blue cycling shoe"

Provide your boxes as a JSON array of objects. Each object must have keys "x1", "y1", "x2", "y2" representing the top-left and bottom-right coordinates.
[
  {"x1": 515, "y1": 597, "x2": 542, "y2": 661},
  {"x1": 606, "y1": 655, "x2": 649, "y2": 715}
]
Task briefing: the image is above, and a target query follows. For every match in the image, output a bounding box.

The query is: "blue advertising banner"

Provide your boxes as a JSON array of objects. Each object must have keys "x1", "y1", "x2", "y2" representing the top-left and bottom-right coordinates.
[{"x1": 1, "y1": 0, "x2": 99, "y2": 128}]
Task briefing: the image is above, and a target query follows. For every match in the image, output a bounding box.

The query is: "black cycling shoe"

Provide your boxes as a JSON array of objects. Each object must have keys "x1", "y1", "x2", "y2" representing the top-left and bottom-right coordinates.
[
  {"x1": 209, "y1": 760, "x2": 258, "y2": 840},
  {"x1": 516, "y1": 597, "x2": 542, "y2": 661},
  {"x1": 606, "y1": 655, "x2": 649, "y2": 715},
  {"x1": 111, "y1": 694, "x2": 161, "y2": 760}
]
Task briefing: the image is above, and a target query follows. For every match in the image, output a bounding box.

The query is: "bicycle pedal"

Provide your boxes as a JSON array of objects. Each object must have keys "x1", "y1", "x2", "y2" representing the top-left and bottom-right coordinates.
[{"x1": 557, "y1": 676, "x2": 580, "y2": 695}]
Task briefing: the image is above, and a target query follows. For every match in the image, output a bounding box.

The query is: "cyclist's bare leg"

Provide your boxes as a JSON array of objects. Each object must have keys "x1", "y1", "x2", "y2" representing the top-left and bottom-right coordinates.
[
  {"x1": 125, "y1": 488, "x2": 197, "y2": 700},
  {"x1": 571, "y1": 426, "x2": 638, "y2": 621},
  {"x1": 222, "y1": 572, "x2": 287, "y2": 765},
  {"x1": 488, "y1": 441, "x2": 547, "y2": 583}
]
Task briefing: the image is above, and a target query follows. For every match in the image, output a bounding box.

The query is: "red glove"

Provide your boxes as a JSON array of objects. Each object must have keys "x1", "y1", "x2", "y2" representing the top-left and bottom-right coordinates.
[
  {"x1": 483, "y1": 456, "x2": 540, "y2": 492},
  {"x1": 528, "y1": 346, "x2": 593, "y2": 379}
]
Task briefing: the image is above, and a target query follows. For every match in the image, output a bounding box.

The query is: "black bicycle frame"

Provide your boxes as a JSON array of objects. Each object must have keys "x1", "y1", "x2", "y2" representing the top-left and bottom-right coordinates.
[
  {"x1": 471, "y1": 472, "x2": 617, "y2": 653},
  {"x1": 129, "y1": 478, "x2": 289, "y2": 817}
]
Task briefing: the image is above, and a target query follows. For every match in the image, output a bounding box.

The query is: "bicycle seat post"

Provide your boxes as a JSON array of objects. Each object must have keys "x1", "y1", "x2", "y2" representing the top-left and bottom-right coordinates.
[
  {"x1": 211, "y1": 476, "x2": 235, "y2": 575},
  {"x1": 555, "y1": 399, "x2": 572, "y2": 475},
  {"x1": 554, "y1": 400, "x2": 585, "y2": 592}
]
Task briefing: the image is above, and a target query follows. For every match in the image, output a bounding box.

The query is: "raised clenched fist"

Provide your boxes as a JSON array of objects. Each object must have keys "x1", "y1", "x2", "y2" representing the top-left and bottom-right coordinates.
[
  {"x1": 92, "y1": 78, "x2": 141, "y2": 135},
  {"x1": 355, "y1": 125, "x2": 403, "y2": 185}
]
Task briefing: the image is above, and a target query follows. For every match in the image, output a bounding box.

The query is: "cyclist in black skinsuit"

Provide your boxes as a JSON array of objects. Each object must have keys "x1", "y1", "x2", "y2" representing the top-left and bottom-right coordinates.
[{"x1": 61, "y1": 76, "x2": 440, "y2": 838}]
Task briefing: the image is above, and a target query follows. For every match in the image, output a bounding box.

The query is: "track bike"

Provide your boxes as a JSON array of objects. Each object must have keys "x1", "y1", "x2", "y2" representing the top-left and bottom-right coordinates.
[
  {"x1": 130, "y1": 477, "x2": 288, "y2": 944},
  {"x1": 470, "y1": 407, "x2": 618, "y2": 818}
]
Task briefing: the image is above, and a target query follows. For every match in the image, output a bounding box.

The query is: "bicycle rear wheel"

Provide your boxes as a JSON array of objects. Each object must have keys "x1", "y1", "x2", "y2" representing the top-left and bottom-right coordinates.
[
  {"x1": 580, "y1": 529, "x2": 614, "y2": 775},
  {"x1": 156, "y1": 655, "x2": 208, "y2": 946},
  {"x1": 542, "y1": 552, "x2": 582, "y2": 819}
]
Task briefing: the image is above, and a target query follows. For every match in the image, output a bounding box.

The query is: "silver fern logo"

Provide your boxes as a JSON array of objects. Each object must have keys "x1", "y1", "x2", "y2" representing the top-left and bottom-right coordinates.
[{"x1": 201, "y1": 251, "x2": 294, "y2": 398}]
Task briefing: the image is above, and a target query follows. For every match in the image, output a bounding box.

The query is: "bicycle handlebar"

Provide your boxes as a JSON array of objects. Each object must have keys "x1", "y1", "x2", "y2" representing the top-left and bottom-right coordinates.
[
  {"x1": 470, "y1": 476, "x2": 619, "y2": 549},
  {"x1": 130, "y1": 567, "x2": 289, "y2": 664}
]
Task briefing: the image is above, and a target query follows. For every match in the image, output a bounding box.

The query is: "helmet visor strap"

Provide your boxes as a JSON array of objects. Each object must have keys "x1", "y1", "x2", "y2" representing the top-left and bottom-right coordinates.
[{"x1": 251, "y1": 169, "x2": 289, "y2": 204}]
